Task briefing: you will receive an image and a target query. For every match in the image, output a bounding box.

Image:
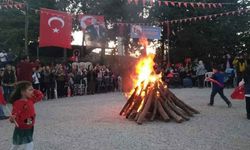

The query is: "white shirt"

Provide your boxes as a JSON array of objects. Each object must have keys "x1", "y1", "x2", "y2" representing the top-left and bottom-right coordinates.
[
  {"x1": 245, "y1": 94, "x2": 250, "y2": 97},
  {"x1": 32, "y1": 72, "x2": 40, "y2": 84},
  {"x1": 0, "y1": 52, "x2": 7, "y2": 62}
]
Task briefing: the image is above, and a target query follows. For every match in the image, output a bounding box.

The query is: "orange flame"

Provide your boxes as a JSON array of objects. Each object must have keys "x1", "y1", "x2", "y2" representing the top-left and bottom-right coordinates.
[{"x1": 129, "y1": 54, "x2": 162, "y2": 112}]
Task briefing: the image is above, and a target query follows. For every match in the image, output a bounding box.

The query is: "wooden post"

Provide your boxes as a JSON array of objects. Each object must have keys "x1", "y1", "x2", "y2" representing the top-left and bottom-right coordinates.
[
  {"x1": 24, "y1": 1, "x2": 29, "y2": 55},
  {"x1": 36, "y1": 46, "x2": 39, "y2": 59},
  {"x1": 100, "y1": 45, "x2": 105, "y2": 65},
  {"x1": 63, "y1": 48, "x2": 67, "y2": 62},
  {"x1": 167, "y1": 21, "x2": 170, "y2": 66}
]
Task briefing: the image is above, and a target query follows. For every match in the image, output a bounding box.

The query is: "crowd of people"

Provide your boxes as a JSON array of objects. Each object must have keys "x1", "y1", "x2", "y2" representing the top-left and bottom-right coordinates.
[
  {"x1": 161, "y1": 54, "x2": 249, "y2": 89},
  {"x1": 0, "y1": 56, "x2": 122, "y2": 103}
]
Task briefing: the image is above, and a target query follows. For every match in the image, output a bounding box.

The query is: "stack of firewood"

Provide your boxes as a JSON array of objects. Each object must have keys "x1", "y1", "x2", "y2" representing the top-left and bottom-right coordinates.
[{"x1": 120, "y1": 81, "x2": 199, "y2": 124}]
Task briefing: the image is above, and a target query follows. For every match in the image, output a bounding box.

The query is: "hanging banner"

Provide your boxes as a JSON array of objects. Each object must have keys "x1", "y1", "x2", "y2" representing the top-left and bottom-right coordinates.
[
  {"x1": 79, "y1": 15, "x2": 106, "y2": 48},
  {"x1": 130, "y1": 25, "x2": 161, "y2": 40},
  {"x1": 39, "y1": 8, "x2": 72, "y2": 49}
]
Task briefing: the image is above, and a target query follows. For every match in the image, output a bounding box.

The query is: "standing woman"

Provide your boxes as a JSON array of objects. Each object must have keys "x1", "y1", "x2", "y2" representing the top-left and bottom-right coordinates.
[
  {"x1": 56, "y1": 68, "x2": 66, "y2": 98},
  {"x1": 0, "y1": 68, "x2": 8, "y2": 120},
  {"x1": 244, "y1": 57, "x2": 250, "y2": 120},
  {"x1": 196, "y1": 60, "x2": 207, "y2": 88},
  {"x1": 2, "y1": 64, "x2": 16, "y2": 102}
]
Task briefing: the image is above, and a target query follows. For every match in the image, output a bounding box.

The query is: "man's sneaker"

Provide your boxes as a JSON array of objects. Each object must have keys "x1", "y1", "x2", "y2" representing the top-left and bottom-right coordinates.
[{"x1": 228, "y1": 103, "x2": 232, "y2": 108}]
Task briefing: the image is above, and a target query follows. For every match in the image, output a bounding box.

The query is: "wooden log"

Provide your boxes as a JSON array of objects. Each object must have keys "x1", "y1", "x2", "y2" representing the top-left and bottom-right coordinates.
[
  {"x1": 126, "y1": 83, "x2": 151, "y2": 118},
  {"x1": 158, "y1": 86, "x2": 184, "y2": 118},
  {"x1": 164, "y1": 87, "x2": 199, "y2": 114},
  {"x1": 119, "y1": 86, "x2": 138, "y2": 115},
  {"x1": 165, "y1": 99, "x2": 190, "y2": 121},
  {"x1": 128, "y1": 110, "x2": 137, "y2": 120},
  {"x1": 159, "y1": 97, "x2": 183, "y2": 123},
  {"x1": 137, "y1": 85, "x2": 156, "y2": 124},
  {"x1": 156, "y1": 99, "x2": 170, "y2": 121},
  {"x1": 159, "y1": 83, "x2": 199, "y2": 115},
  {"x1": 171, "y1": 97, "x2": 194, "y2": 117},
  {"x1": 150, "y1": 99, "x2": 158, "y2": 121},
  {"x1": 174, "y1": 97, "x2": 200, "y2": 114},
  {"x1": 133, "y1": 84, "x2": 152, "y2": 120},
  {"x1": 125, "y1": 87, "x2": 145, "y2": 118}
]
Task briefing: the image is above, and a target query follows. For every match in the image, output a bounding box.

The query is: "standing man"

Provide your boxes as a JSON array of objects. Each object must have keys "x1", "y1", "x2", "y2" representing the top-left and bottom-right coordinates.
[
  {"x1": 233, "y1": 55, "x2": 247, "y2": 84},
  {"x1": 16, "y1": 56, "x2": 34, "y2": 82},
  {"x1": 208, "y1": 66, "x2": 232, "y2": 108},
  {"x1": 243, "y1": 57, "x2": 250, "y2": 120}
]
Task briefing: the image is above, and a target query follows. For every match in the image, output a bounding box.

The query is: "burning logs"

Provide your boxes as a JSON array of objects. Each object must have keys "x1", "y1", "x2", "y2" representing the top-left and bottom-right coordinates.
[{"x1": 120, "y1": 81, "x2": 199, "y2": 124}]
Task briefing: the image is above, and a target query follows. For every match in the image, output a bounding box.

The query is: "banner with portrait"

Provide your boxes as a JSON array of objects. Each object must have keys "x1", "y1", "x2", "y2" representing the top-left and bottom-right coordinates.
[
  {"x1": 130, "y1": 25, "x2": 161, "y2": 40},
  {"x1": 79, "y1": 15, "x2": 107, "y2": 48}
]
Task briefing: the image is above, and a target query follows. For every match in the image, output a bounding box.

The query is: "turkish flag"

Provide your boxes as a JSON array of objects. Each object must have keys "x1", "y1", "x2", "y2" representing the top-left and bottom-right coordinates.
[
  {"x1": 231, "y1": 86, "x2": 245, "y2": 100},
  {"x1": 39, "y1": 8, "x2": 72, "y2": 49}
]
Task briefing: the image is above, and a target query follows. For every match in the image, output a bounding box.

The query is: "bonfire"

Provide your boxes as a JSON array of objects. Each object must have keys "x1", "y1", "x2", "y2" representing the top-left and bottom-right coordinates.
[{"x1": 120, "y1": 55, "x2": 199, "y2": 124}]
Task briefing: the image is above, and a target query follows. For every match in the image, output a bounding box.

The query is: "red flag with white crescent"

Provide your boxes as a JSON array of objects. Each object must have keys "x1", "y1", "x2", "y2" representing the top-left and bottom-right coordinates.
[{"x1": 39, "y1": 8, "x2": 72, "y2": 49}]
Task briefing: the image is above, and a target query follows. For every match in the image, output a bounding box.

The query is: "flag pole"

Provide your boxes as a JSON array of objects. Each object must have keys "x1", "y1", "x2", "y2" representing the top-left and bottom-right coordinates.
[{"x1": 24, "y1": 0, "x2": 29, "y2": 55}]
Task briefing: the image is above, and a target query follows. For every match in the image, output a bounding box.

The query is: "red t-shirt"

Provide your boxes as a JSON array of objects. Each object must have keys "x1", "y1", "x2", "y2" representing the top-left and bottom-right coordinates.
[
  {"x1": 12, "y1": 90, "x2": 43, "y2": 129},
  {"x1": 17, "y1": 62, "x2": 35, "y2": 82}
]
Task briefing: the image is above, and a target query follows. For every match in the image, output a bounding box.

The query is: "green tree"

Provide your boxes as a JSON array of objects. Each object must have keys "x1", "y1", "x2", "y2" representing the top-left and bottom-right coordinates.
[{"x1": 0, "y1": 0, "x2": 57, "y2": 56}]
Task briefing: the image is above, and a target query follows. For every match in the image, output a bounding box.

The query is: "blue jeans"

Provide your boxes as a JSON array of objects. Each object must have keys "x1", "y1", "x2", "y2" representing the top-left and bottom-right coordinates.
[
  {"x1": 0, "y1": 105, "x2": 5, "y2": 117},
  {"x1": 3, "y1": 86, "x2": 14, "y2": 102}
]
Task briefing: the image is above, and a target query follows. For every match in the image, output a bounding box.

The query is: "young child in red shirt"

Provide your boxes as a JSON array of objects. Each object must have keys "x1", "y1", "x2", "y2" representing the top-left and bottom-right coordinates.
[{"x1": 9, "y1": 81, "x2": 43, "y2": 150}]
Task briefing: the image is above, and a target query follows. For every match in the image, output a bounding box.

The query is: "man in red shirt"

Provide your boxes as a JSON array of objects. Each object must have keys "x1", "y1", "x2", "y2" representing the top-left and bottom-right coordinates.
[{"x1": 17, "y1": 56, "x2": 34, "y2": 82}]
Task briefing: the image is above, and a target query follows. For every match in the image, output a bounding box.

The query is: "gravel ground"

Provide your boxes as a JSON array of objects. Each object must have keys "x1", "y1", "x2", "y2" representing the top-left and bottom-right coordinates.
[{"x1": 0, "y1": 88, "x2": 249, "y2": 150}]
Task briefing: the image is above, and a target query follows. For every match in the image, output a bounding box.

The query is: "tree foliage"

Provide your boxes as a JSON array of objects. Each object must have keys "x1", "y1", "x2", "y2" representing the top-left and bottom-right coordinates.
[{"x1": 0, "y1": 0, "x2": 249, "y2": 62}]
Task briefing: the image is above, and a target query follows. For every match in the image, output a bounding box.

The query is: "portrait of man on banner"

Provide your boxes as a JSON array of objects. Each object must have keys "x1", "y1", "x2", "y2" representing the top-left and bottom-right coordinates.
[{"x1": 79, "y1": 15, "x2": 106, "y2": 48}]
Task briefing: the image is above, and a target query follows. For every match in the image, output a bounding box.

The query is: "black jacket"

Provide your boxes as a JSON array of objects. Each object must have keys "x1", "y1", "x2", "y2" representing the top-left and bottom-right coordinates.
[
  {"x1": 244, "y1": 66, "x2": 250, "y2": 95},
  {"x1": 2, "y1": 70, "x2": 15, "y2": 85}
]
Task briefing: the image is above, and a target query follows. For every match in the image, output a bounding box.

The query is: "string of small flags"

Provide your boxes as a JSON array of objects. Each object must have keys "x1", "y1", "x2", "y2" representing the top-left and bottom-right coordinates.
[
  {"x1": 0, "y1": 0, "x2": 25, "y2": 10},
  {"x1": 128, "y1": 0, "x2": 236, "y2": 9},
  {"x1": 113, "y1": 9, "x2": 250, "y2": 26}
]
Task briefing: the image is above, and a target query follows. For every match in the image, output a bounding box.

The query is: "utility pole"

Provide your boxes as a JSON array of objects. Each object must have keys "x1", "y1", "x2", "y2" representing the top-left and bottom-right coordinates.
[
  {"x1": 167, "y1": 22, "x2": 170, "y2": 66},
  {"x1": 24, "y1": 0, "x2": 29, "y2": 55}
]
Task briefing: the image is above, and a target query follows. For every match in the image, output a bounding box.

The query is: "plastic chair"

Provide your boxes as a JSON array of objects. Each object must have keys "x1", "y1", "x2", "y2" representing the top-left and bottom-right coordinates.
[{"x1": 204, "y1": 72, "x2": 213, "y2": 88}]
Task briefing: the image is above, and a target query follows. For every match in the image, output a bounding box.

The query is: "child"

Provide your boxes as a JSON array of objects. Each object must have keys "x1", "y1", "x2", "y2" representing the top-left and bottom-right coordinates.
[
  {"x1": 9, "y1": 81, "x2": 43, "y2": 150},
  {"x1": 207, "y1": 66, "x2": 232, "y2": 108}
]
